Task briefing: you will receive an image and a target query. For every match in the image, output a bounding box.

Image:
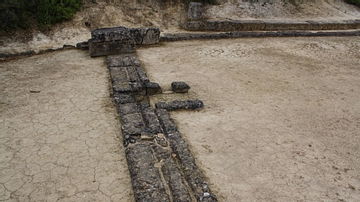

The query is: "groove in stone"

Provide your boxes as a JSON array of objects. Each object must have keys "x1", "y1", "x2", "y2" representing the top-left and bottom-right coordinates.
[
  {"x1": 126, "y1": 143, "x2": 170, "y2": 202},
  {"x1": 140, "y1": 103, "x2": 163, "y2": 135},
  {"x1": 156, "y1": 109, "x2": 217, "y2": 202},
  {"x1": 152, "y1": 144, "x2": 192, "y2": 202}
]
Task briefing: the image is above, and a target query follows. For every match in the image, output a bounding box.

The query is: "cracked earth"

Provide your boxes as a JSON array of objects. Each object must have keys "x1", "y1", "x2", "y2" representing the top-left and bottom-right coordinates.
[
  {"x1": 137, "y1": 36, "x2": 360, "y2": 201},
  {"x1": 0, "y1": 50, "x2": 134, "y2": 202},
  {"x1": 1, "y1": 36, "x2": 360, "y2": 202}
]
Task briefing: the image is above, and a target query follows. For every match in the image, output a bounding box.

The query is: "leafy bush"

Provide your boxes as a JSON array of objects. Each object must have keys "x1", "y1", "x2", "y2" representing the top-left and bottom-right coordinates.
[
  {"x1": 0, "y1": 0, "x2": 82, "y2": 32},
  {"x1": 345, "y1": 0, "x2": 360, "y2": 7}
]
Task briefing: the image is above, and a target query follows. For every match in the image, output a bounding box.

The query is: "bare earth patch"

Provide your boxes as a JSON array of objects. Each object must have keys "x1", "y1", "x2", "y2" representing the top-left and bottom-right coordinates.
[
  {"x1": 137, "y1": 36, "x2": 360, "y2": 201},
  {"x1": 0, "y1": 50, "x2": 134, "y2": 202}
]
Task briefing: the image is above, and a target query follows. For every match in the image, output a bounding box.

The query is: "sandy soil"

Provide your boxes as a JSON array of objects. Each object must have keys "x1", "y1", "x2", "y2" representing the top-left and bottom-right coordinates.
[
  {"x1": 0, "y1": 50, "x2": 134, "y2": 201},
  {"x1": 136, "y1": 36, "x2": 360, "y2": 201}
]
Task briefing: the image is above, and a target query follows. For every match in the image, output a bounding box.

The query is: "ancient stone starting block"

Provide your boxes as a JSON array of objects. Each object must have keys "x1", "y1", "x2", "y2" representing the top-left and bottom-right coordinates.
[{"x1": 89, "y1": 26, "x2": 160, "y2": 57}]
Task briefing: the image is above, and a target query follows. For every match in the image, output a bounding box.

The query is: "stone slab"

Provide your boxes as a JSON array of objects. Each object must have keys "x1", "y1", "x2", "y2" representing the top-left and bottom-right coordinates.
[
  {"x1": 155, "y1": 109, "x2": 217, "y2": 201},
  {"x1": 155, "y1": 100, "x2": 204, "y2": 111},
  {"x1": 126, "y1": 143, "x2": 170, "y2": 202},
  {"x1": 183, "y1": 19, "x2": 360, "y2": 32},
  {"x1": 91, "y1": 26, "x2": 133, "y2": 43},
  {"x1": 140, "y1": 103, "x2": 163, "y2": 135},
  {"x1": 89, "y1": 39, "x2": 136, "y2": 57},
  {"x1": 152, "y1": 145, "x2": 192, "y2": 202}
]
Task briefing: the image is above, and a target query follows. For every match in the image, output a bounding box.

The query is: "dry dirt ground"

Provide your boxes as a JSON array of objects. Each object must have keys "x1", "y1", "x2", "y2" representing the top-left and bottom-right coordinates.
[
  {"x1": 0, "y1": 34, "x2": 359, "y2": 202},
  {"x1": 136, "y1": 36, "x2": 360, "y2": 201},
  {"x1": 0, "y1": 50, "x2": 134, "y2": 201}
]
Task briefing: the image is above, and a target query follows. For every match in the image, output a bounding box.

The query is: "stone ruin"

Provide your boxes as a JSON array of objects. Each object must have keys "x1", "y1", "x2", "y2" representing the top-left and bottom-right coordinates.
[
  {"x1": 90, "y1": 26, "x2": 218, "y2": 202},
  {"x1": 89, "y1": 26, "x2": 160, "y2": 57}
]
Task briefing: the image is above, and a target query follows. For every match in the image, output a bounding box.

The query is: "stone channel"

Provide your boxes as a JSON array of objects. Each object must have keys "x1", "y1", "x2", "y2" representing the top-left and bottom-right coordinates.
[{"x1": 90, "y1": 26, "x2": 217, "y2": 201}]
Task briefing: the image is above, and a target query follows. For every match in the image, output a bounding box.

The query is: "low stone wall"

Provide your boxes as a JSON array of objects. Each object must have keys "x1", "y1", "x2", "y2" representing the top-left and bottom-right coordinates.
[
  {"x1": 160, "y1": 30, "x2": 360, "y2": 42},
  {"x1": 90, "y1": 27, "x2": 160, "y2": 57},
  {"x1": 183, "y1": 19, "x2": 360, "y2": 32}
]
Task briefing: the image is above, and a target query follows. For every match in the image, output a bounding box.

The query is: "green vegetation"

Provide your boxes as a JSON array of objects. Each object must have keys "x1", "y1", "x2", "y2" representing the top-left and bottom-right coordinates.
[
  {"x1": 345, "y1": 0, "x2": 360, "y2": 7},
  {"x1": 1, "y1": 0, "x2": 82, "y2": 32}
]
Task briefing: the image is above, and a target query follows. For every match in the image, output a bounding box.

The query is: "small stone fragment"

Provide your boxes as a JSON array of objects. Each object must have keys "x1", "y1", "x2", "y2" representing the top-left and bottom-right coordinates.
[
  {"x1": 146, "y1": 82, "x2": 162, "y2": 95},
  {"x1": 171, "y1": 81, "x2": 190, "y2": 93}
]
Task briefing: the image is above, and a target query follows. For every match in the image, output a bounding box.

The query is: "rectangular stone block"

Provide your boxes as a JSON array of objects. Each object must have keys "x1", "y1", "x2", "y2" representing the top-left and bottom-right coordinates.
[
  {"x1": 89, "y1": 40, "x2": 136, "y2": 57},
  {"x1": 109, "y1": 66, "x2": 132, "y2": 93},
  {"x1": 264, "y1": 21, "x2": 310, "y2": 31},
  {"x1": 126, "y1": 143, "x2": 170, "y2": 202},
  {"x1": 113, "y1": 93, "x2": 136, "y2": 104},
  {"x1": 155, "y1": 100, "x2": 204, "y2": 111},
  {"x1": 142, "y1": 28, "x2": 160, "y2": 45},
  {"x1": 155, "y1": 109, "x2": 178, "y2": 135},
  {"x1": 155, "y1": 109, "x2": 218, "y2": 201},
  {"x1": 120, "y1": 113, "x2": 145, "y2": 137},
  {"x1": 152, "y1": 145, "x2": 191, "y2": 202},
  {"x1": 130, "y1": 28, "x2": 160, "y2": 45},
  {"x1": 136, "y1": 66, "x2": 150, "y2": 84},
  {"x1": 107, "y1": 55, "x2": 124, "y2": 67},
  {"x1": 117, "y1": 103, "x2": 140, "y2": 117},
  {"x1": 140, "y1": 103, "x2": 163, "y2": 134},
  {"x1": 127, "y1": 66, "x2": 140, "y2": 83},
  {"x1": 91, "y1": 26, "x2": 132, "y2": 43}
]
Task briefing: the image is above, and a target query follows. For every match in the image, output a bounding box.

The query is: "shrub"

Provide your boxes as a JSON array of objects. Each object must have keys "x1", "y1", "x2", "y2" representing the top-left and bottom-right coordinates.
[
  {"x1": 345, "y1": 0, "x2": 360, "y2": 7},
  {"x1": 0, "y1": 0, "x2": 82, "y2": 32}
]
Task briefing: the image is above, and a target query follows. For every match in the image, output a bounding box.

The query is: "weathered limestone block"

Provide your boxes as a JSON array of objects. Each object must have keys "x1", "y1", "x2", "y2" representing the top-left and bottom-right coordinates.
[
  {"x1": 146, "y1": 82, "x2": 162, "y2": 95},
  {"x1": 117, "y1": 103, "x2": 140, "y2": 117},
  {"x1": 171, "y1": 81, "x2": 190, "y2": 93},
  {"x1": 142, "y1": 28, "x2": 160, "y2": 45},
  {"x1": 107, "y1": 54, "x2": 141, "y2": 67},
  {"x1": 136, "y1": 66, "x2": 150, "y2": 84},
  {"x1": 130, "y1": 28, "x2": 160, "y2": 45},
  {"x1": 264, "y1": 21, "x2": 309, "y2": 30},
  {"x1": 113, "y1": 93, "x2": 136, "y2": 104},
  {"x1": 188, "y1": 2, "x2": 203, "y2": 21},
  {"x1": 155, "y1": 100, "x2": 204, "y2": 111},
  {"x1": 109, "y1": 66, "x2": 132, "y2": 93},
  {"x1": 152, "y1": 145, "x2": 192, "y2": 202},
  {"x1": 120, "y1": 113, "x2": 145, "y2": 137},
  {"x1": 155, "y1": 109, "x2": 217, "y2": 201},
  {"x1": 90, "y1": 27, "x2": 136, "y2": 57},
  {"x1": 140, "y1": 103, "x2": 163, "y2": 134},
  {"x1": 126, "y1": 144, "x2": 170, "y2": 202},
  {"x1": 91, "y1": 26, "x2": 132, "y2": 43},
  {"x1": 107, "y1": 55, "x2": 125, "y2": 67},
  {"x1": 89, "y1": 39, "x2": 135, "y2": 57}
]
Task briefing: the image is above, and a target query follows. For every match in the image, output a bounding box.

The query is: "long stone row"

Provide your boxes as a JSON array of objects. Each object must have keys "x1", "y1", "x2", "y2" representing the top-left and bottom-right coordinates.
[
  {"x1": 186, "y1": 2, "x2": 360, "y2": 32},
  {"x1": 183, "y1": 19, "x2": 360, "y2": 32},
  {"x1": 107, "y1": 53, "x2": 217, "y2": 202},
  {"x1": 160, "y1": 29, "x2": 360, "y2": 42}
]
